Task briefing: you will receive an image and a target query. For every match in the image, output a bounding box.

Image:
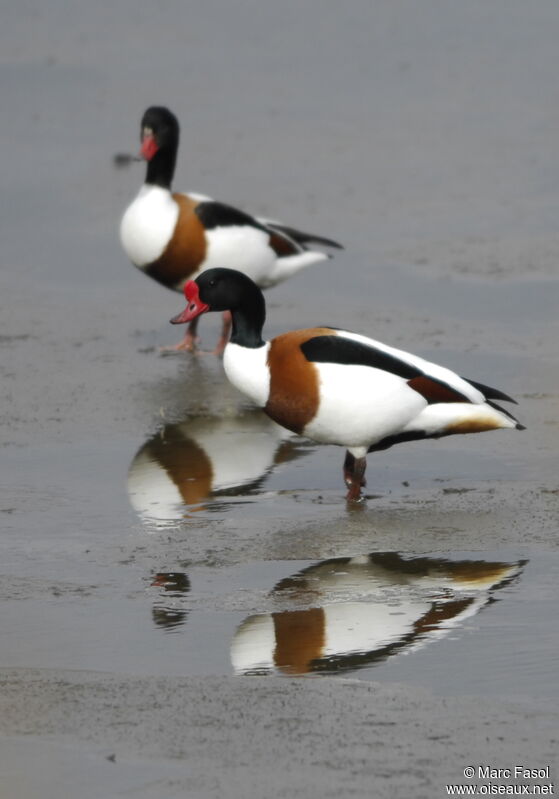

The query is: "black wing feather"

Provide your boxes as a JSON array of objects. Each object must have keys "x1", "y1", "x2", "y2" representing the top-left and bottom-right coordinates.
[
  {"x1": 265, "y1": 222, "x2": 343, "y2": 250},
  {"x1": 462, "y1": 378, "x2": 518, "y2": 404},
  {"x1": 301, "y1": 335, "x2": 420, "y2": 379},
  {"x1": 195, "y1": 201, "x2": 268, "y2": 232}
]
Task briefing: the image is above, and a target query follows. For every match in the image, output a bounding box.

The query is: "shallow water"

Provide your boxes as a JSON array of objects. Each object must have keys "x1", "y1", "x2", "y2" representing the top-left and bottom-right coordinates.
[{"x1": 2, "y1": 404, "x2": 558, "y2": 700}]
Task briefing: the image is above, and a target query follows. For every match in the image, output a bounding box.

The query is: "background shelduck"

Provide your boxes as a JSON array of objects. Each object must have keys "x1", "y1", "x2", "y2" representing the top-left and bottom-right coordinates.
[
  {"x1": 171, "y1": 268, "x2": 525, "y2": 502},
  {"x1": 120, "y1": 106, "x2": 342, "y2": 353}
]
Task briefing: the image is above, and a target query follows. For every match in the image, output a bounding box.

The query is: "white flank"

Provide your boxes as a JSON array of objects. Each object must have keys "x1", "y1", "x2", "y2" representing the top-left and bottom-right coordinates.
[
  {"x1": 257, "y1": 250, "x2": 328, "y2": 288},
  {"x1": 203, "y1": 226, "x2": 276, "y2": 284},
  {"x1": 304, "y1": 361, "x2": 426, "y2": 452},
  {"x1": 202, "y1": 227, "x2": 327, "y2": 288},
  {"x1": 120, "y1": 185, "x2": 179, "y2": 267},
  {"x1": 223, "y1": 342, "x2": 271, "y2": 407}
]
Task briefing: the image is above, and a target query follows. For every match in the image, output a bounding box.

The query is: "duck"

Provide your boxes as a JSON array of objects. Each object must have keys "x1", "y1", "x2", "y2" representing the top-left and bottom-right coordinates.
[
  {"x1": 120, "y1": 106, "x2": 343, "y2": 353},
  {"x1": 170, "y1": 268, "x2": 525, "y2": 502}
]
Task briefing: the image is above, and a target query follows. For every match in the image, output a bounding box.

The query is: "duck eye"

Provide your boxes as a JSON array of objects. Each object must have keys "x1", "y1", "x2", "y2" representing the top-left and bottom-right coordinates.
[{"x1": 208, "y1": 279, "x2": 217, "y2": 287}]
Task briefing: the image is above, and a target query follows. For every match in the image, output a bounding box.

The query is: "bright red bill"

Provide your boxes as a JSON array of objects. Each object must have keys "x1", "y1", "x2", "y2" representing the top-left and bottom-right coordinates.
[
  {"x1": 140, "y1": 134, "x2": 159, "y2": 161},
  {"x1": 184, "y1": 281, "x2": 199, "y2": 302},
  {"x1": 170, "y1": 281, "x2": 209, "y2": 324}
]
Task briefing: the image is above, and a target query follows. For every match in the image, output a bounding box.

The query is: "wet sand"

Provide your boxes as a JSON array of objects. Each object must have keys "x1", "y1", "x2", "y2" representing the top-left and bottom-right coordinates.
[
  {"x1": 0, "y1": 670, "x2": 556, "y2": 799},
  {"x1": 1, "y1": 1, "x2": 558, "y2": 796}
]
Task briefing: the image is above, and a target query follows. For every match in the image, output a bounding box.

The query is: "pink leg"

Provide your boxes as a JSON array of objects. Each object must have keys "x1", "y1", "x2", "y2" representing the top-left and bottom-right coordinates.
[
  {"x1": 343, "y1": 451, "x2": 367, "y2": 502},
  {"x1": 160, "y1": 318, "x2": 201, "y2": 353},
  {"x1": 212, "y1": 311, "x2": 232, "y2": 356}
]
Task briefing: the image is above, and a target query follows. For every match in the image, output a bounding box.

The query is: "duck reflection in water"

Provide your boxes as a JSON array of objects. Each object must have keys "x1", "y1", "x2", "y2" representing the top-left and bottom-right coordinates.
[
  {"x1": 128, "y1": 410, "x2": 305, "y2": 521},
  {"x1": 231, "y1": 552, "x2": 525, "y2": 676},
  {"x1": 151, "y1": 572, "x2": 191, "y2": 631}
]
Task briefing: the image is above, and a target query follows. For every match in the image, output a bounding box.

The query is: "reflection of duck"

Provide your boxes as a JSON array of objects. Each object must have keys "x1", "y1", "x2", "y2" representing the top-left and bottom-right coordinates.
[
  {"x1": 151, "y1": 572, "x2": 191, "y2": 631},
  {"x1": 120, "y1": 106, "x2": 342, "y2": 353},
  {"x1": 128, "y1": 411, "x2": 303, "y2": 521},
  {"x1": 231, "y1": 553, "x2": 525, "y2": 675},
  {"x1": 171, "y1": 269, "x2": 524, "y2": 502}
]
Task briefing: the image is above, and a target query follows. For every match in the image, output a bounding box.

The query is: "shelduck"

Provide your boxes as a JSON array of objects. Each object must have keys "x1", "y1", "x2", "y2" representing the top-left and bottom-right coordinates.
[
  {"x1": 120, "y1": 106, "x2": 342, "y2": 353},
  {"x1": 171, "y1": 268, "x2": 525, "y2": 502}
]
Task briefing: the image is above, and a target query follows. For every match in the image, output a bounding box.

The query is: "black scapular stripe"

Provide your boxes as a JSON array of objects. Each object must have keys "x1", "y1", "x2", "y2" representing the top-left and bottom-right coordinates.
[
  {"x1": 368, "y1": 430, "x2": 434, "y2": 453},
  {"x1": 301, "y1": 335, "x2": 422, "y2": 380},
  {"x1": 265, "y1": 222, "x2": 343, "y2": 250},
  {"x1": 195, "y1": 201, "x2": 267, "y2": 232}
]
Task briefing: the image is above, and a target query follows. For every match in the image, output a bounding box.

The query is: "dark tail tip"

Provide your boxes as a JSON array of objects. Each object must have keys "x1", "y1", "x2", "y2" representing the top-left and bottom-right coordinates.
[{"x1": 516, "y1": 422, "x2": 527, "y2": 431}]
